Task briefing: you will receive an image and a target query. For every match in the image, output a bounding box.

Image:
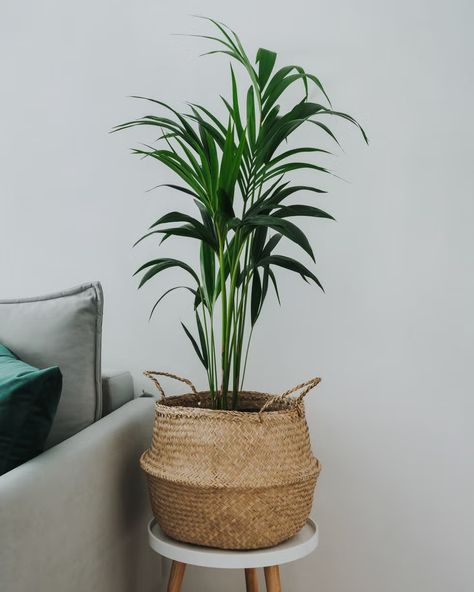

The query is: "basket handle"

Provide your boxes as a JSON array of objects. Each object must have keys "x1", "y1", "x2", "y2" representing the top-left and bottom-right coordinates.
[
  {"x1": 143, "y1": 371, "x2": 198, "y2": 402},
  {"x1": 258, "y1": 377, "x2": 321, "y2": 418}
]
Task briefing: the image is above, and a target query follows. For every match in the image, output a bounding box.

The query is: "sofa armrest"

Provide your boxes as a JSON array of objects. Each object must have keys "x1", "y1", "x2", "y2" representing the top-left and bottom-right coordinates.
[
  {"x1": 101, "y1": 369, "x2": 135, "y2": 415},
  {"x1": 0, "y1": 397, "x2": 160, "y2": 592}
]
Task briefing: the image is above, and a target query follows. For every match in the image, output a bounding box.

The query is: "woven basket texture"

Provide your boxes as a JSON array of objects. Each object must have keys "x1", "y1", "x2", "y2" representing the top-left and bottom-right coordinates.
[{"x1": 140, "y1": 381, "x2": 321, "y2": 550}]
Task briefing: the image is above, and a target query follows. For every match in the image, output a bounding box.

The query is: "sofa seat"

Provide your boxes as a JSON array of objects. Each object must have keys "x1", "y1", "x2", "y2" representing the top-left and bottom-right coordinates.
[{"x1": 0, "y1": 396, "x2": 160, "y2": 592}]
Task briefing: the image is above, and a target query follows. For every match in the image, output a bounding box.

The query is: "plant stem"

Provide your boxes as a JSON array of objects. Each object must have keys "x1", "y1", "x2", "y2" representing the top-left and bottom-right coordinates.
[
  {"x1": 201, "y1": 303, "x2": 215, "y2": 404},
  {"x1": 240, "y1": 325, "x2": 254, "y2": 391},
  {"x1": 218, "y1": 233, "x2": 229, "y2": 409}
]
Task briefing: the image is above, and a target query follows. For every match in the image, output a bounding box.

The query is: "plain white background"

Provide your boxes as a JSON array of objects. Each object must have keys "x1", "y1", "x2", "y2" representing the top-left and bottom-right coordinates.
[{"x1": 1, "y1": 1, "x2": 473, "y2": 591}]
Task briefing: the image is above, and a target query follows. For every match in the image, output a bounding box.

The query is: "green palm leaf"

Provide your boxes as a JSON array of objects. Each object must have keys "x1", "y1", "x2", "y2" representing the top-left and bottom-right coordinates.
[
  {"x1": 243, "y1": 214, "x2": 315, "y2": 261},
  {"x1": 135, "y1": 258, "x2": 200, "y2": 288},
  {"x1": 149, "y1": 286, "x2": 197, "y2": 320},
  {"x1": 258, "y1": 255, "x2": 324, "y2": 291},
  {"x1": 182, "y1": 321, "x2": 208, "y2": 369}
]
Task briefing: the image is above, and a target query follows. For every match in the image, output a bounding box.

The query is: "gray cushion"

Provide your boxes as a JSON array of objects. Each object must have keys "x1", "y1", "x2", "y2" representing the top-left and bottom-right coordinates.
[
  {"x1": 101, "y1": 370, "x2": 135, "y2": 416},
  {"x1": 0, "y1": 283, "x2": 103, "y2": 447}
]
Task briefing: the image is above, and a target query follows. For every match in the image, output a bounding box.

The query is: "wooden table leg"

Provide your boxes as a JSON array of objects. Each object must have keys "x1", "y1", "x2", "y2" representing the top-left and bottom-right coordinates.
[
  {"x1": 245, "y1": 567, "x2": 259, "y2": 591},
  {"x1": 264, "y1": 566, "x2": 282, "y2": 592},
  {"x1": 167, "y1": 561, "x2": 186, "y2": 592}
]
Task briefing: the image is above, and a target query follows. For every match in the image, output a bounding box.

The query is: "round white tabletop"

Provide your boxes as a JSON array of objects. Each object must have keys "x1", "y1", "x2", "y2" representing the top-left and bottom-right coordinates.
[{"x1": 148, "y1": 519, "x2": 319, "y2": 569}]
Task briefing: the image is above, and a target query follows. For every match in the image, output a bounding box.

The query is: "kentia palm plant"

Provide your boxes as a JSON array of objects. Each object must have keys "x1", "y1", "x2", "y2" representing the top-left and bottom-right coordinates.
[{"x1": 115, "y1": 17, "x2": 367, "y2": 411}]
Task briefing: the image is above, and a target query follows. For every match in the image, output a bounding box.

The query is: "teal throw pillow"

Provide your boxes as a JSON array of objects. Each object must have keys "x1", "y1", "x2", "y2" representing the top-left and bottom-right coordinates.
[{"x1": 0, "y1": 344, "x2": 62, "y2": 475}]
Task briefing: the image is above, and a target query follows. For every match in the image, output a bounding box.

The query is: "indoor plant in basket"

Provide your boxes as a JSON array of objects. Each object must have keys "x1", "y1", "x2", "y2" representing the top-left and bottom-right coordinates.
[{"x1": 115, "y1": 17, "x2": 367, "y2": 550}]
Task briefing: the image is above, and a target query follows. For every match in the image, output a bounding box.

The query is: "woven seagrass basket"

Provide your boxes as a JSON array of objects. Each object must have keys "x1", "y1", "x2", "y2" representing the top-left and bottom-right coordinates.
[{"x1": 140, "y1": 371, "x2": 321, "y2": 550}]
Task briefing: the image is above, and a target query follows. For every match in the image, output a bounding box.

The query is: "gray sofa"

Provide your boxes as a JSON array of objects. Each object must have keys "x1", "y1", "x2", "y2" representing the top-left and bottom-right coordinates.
[
  {"x1": 0, "y1": 371, "x2": 161, "y2": 592},
  {"x1": 0, "y1": 284, "x2": 161, "y2": 591}
]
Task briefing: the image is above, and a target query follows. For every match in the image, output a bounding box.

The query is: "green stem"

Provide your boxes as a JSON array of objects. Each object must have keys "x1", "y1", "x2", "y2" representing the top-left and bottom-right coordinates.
[
  {"x1": 218, "y1": 233, "x2": 229, "y2": 409},
  {"x1": 240, "y1": 325, "x2": 254, "y2": 391},
  {"x1": 233, "y1": 177, "x2": 264, "y2": 397},
  {"x1": 201, "y1": 303, "x2": 215, "y2": 404},
  {"x1": 210, "y1": 317, "x2": 218, "y2": 407},
  {"x1": 225, "y1": 235, "x2": 248, "y2": 408}
]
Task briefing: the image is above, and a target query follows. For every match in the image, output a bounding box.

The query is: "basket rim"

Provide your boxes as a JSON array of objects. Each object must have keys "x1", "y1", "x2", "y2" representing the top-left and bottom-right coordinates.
[
  {"x1": 140, "y1": 449, "x2": 321, "y2": 488},
  {"x1": 153, "y1": 390, "x2": 304, "y2": 419}
]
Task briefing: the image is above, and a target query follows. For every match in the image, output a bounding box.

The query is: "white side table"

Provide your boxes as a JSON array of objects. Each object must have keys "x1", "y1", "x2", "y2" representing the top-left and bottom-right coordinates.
[{"x1": 148, "y1": 519, "x2": 319, "y2": 592}]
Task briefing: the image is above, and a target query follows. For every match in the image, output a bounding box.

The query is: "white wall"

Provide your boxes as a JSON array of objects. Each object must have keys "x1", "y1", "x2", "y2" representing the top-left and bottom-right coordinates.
[{"x1": 1, "y1": 1, "x2": 473, "y2": 590}]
